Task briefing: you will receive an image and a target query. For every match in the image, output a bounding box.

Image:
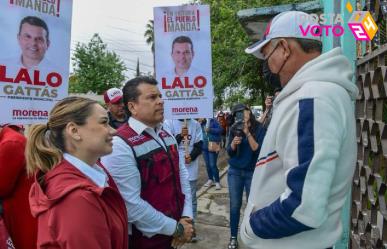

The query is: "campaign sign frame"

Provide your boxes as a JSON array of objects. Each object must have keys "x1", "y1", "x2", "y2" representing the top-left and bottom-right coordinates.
[
  {"x1": 0, "y1": 0, "x2": 73, "y2": 124},
  {"x1": 154, "y1": 4, "x2": 213, "y2": 119}
]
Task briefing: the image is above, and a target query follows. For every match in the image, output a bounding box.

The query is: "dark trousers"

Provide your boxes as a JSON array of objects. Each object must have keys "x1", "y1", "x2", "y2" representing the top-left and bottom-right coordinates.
[{"x1": 228, "y1": 168, "x2": 253, "y2": 237}]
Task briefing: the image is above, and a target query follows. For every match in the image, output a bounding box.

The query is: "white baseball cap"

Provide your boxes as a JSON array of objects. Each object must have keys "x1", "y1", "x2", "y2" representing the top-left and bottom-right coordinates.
[
  {"x1": 245, "y1": 11, "x2": 321, "y2": 59},
  {"x1": 104, "y1": 88, "x2": 123, "y2": 104}
]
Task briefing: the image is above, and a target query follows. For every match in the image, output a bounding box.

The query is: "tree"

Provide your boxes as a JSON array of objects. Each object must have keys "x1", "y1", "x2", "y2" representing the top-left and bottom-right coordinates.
[
  {"x1": 144, "y1": 20, "x2": 155, "y2": 75},
  {"x1": 71, "y1": 34, "x2": 126, "y2": 94},
  {"x1": 196, "y1": 0, "x2": 309, "y2": 108}
]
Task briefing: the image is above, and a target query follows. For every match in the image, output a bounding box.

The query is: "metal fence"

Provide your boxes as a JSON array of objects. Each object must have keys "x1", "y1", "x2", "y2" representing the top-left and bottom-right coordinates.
[
  {"x1": 351, "y1": 1, "x2": 387, "y2": 247},
  {"x1": 352, "y1": 44, "x2": 387, "y2": 248}
]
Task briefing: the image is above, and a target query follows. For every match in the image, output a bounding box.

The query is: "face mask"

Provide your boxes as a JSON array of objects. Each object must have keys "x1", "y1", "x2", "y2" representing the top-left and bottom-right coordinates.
[
  {"x1": 262, "y1": 60, "x2": 282, "y2": 89},
  {"x1": 261, "y1": 40, "x2": 289, "y2": 89}
]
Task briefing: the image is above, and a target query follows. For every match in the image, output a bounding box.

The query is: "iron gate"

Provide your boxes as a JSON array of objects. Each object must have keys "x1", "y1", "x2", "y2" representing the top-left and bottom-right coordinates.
[{"x1": 352, "y1": 44, "x2": 387, "y2": 248}]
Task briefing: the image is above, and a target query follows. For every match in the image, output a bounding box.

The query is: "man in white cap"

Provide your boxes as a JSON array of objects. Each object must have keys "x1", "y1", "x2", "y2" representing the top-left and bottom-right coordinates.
[
  {"x1": 104, "y1": 87, "x2": 128, "y2": 129},
  {"x1": 240, "y1": 11, "x2": 358, "y2": 249}
]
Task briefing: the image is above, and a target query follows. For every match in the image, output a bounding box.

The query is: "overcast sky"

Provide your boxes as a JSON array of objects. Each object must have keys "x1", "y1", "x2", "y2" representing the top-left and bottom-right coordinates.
[{"x1": 71, "y1": 0, "x2": 188, "y2": 79}]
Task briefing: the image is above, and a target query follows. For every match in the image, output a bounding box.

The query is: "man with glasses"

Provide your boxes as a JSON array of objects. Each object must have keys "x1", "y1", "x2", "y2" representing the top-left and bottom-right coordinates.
[{"x1": 240, "y1": 11, "x2": 358, "y2": 249}]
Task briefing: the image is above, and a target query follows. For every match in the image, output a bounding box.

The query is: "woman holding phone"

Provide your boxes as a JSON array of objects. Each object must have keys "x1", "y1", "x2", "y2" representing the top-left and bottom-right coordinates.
[{"x1": 226, "y1": 103, "x2": 266, "y2": 249}]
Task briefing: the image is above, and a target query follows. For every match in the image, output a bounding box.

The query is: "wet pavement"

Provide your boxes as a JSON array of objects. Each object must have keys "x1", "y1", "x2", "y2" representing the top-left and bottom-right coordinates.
[{"x1": 182, "y1": 149, "x2": 247, "y2": 249}]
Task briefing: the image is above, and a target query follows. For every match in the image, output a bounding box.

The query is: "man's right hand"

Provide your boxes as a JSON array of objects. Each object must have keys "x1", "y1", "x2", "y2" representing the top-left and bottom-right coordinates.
[
  {"x1": 171, "y1": 218, "x2": 194, "y2": 248},
  {"x1": 179, "y1": 217, "x2": 194, "y2": 240}
]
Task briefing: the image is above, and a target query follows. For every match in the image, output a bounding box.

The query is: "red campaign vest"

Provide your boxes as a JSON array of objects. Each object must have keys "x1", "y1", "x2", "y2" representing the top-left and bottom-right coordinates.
[{"x1": 116, "y1": 123, "x2": 185, "y2": 249}]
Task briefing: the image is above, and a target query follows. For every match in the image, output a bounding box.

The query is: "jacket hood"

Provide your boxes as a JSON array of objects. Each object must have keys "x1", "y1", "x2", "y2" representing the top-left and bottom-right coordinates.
[
  {"x1": 275, "y1": 47, "x2": 359, "y2": 104},
  {"x1": 29, "y1": 160, "x2": 103, "y2": 217}
]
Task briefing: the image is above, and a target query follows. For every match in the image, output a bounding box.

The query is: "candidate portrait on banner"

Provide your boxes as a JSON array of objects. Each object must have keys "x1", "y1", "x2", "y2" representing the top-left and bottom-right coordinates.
[
  {"x1": 0, "y1": 0, "x2": 73, "y2": 124},
  {"x1": 2, "y1": 15, "x2": 62, "y2": 72},
  {"x1": 154, "y1": 5, "x2": 213, "y2": 119},
  {"x1": 163, "y1": 35, "x2": 202, "y2": 79},
  {"x1": 15, "y1": 16, "x2": 52, "y2": 69}
]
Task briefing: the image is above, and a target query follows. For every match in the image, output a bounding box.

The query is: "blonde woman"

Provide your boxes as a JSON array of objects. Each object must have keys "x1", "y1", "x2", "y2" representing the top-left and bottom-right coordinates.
[{"x1": 26, "y1": 96, "x2": 128, "y2": 249}]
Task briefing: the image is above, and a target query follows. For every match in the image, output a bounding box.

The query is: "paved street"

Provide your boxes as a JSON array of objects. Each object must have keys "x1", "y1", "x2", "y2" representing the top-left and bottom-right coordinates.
[{"x1": 182, "y1": 149, "x2": 248, "y2": 249}]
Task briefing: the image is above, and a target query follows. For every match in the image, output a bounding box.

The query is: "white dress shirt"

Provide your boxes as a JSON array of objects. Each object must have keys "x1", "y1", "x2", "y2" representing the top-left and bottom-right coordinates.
[
  {"x1": 4, "y1": 55, "x2": 62, "y2": 72},
  {"x1": 63, "y1": 153, "x2": 108, "y2": 188},
  {"x1": 100, "y1": 117, "x2": 193, "y2": 237},
  {"x1": 161, "y1": 66, "x2": 203, "y2": 80},
  {"x1": 163, "y1": 119, "x2": 203, "y2": 181}
]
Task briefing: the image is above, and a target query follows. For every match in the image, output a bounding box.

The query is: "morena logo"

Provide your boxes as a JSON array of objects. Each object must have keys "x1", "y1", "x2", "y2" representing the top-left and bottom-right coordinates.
[
  {"x1": 13, "y1": 109, "x2": 49, "y2": 117},
  {"x1": 172, "y1": 107, "x2": 198, "y2": 113}
]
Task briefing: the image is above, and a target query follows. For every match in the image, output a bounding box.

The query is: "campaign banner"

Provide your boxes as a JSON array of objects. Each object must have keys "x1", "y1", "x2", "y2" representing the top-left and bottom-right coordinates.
[
  {"x1": 0, "y1": 0, "x2": 73, "y2": 124},
  {"x1": 154, "y1": 4, "x2": 213, "y2": 119}
]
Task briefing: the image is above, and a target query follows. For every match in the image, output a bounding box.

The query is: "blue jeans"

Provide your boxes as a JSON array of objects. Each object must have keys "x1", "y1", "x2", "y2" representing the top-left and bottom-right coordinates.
[
  {"x1": 227, "y1": 167, "x2": 253, "y2": 238},
  {"x1": 202, "y1": 149, "x2": 220, "y2": 182},
  {"x1": 189, "y1": 180, "x2": 197, "y2": 221}
]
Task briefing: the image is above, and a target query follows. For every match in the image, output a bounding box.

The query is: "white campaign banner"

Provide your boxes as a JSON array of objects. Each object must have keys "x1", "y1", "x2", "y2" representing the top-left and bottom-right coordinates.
[
  {"x1": 154, "y1": 4, "x2": 213, "y2": 119},
  {"x1": 0, "y1": 0, "x2": 73, "y2": 124}
]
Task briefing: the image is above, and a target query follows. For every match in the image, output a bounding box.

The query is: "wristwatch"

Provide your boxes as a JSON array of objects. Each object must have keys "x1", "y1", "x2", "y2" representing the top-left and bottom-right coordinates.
[{"x1": 173, "y1": 222, "x2": 184, "y2": 238}]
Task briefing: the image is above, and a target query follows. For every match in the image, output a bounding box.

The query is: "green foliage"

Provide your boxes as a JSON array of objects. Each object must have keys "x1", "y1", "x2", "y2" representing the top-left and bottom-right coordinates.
[
  {"x1": 71, "y1": 34, "x2": 126, "y2": 94},
  {"x1": 144, "y1": 20, "x2": 155, "y2": 54},
  {"x1": 195, "y1": 0, "x2": 309, "y2": 108},
  {"x1": 144, "y1": 20, "x2": 155, "y2": 75}
]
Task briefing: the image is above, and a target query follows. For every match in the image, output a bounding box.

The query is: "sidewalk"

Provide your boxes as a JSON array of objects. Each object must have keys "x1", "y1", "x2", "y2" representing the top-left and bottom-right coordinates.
[{"x1": 182, "y1": 149, "x2": 247, "y2": 249}]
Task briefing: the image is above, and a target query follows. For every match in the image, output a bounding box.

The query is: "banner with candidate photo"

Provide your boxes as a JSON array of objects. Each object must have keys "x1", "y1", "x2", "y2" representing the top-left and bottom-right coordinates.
[
  {"x1": 154, "y1": 4, "x2": 213, "y2": 119},
  {"x1": 0, "y1": 0, "x2": 73, "y2": 124}
]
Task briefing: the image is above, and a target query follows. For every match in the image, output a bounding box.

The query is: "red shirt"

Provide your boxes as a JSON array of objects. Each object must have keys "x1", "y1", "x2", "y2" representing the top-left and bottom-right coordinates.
[
  {"x1": 29, "y1": 160, "x2": 128, "y2": 249},
  {"x1": 0, "y1": 127, "x2": 37, "y2": 249}
]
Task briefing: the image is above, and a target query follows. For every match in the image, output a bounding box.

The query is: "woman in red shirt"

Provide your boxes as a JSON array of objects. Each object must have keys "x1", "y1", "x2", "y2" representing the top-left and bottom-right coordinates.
[{"x1": 26, "y1": 96, "x2": 128, "y2": 249}]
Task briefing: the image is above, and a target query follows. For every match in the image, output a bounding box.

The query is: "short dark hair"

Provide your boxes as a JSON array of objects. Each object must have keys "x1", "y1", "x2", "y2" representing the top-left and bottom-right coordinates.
[
  {"x1": 293, "y1": 38, "x2": 322, "y2": 53},
  {"x1": 122, "y1": 76, "x2": 158, "y2": 116},
  {"x1": 171, "y1": 35, "x2": 194, "y2": 53},
  {"x1": 19, "y1": 16, "x2": 49, "y2": 41}
]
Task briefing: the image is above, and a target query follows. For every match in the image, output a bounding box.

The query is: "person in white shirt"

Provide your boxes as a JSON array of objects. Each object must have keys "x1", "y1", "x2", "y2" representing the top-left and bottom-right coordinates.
[
  {"x1": 101, "y1": 76, "x2": 194, "y2": 249},
  {"x1": 163, "y1": 118, "x2": 203, "y2": 242}
]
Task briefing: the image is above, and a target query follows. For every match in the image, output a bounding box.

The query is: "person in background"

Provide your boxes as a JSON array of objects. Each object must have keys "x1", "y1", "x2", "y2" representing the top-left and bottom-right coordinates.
[
  {"x1": 104, "y1": 87, "x2": 128, "y2": 129},
  {"x1": 100, "y1": 76, "x2": 194, "y2": 249},
  {"x1": 226, "y1": 104, "x2": 266, "y2": 249},
  {"x1": 217, "y1": 111, "x2": 227, "y2": 148},
  {"x1": 258, "y1": 88, "x2": 281, "y2": 127},
  {"x1": 163, "y1": 118, "x2": 203, "y2": 242},
  {"x1": 199, "y1": 118, "x2": 223, "y2": 190},
  {"x1": 0, "y1": 124, "x2": 37, "y2": 249},
  {"x1": 6, "y1": 124, "x2": 25, "y2": 134},
  {"x1": 26, "y1": 96, "x2": 128, "y2": 249}
]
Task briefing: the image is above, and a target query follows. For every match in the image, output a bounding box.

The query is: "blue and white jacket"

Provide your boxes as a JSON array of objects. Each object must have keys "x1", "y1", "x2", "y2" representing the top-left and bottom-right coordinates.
[{"x1": 240, "y1": 48, "x2": 358, "y2": 249}]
